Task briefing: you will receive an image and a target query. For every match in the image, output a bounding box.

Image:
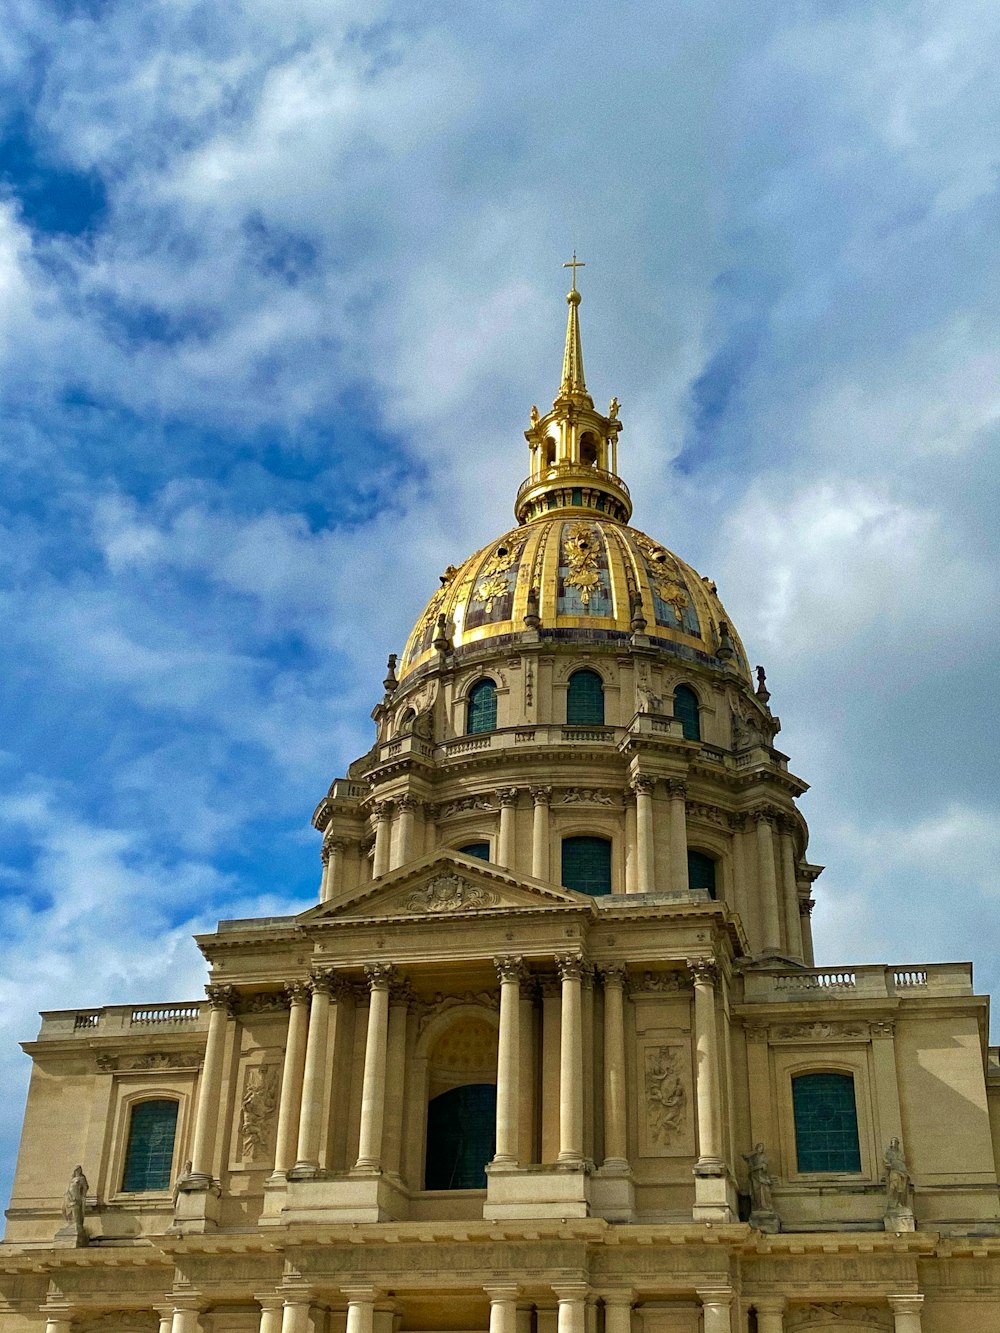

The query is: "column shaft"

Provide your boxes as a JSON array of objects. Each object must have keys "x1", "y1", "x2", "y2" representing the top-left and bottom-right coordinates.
[
  {"x1": 668, "y1": 781, "x2": 688, "y2": 893},
  {"x1": 189, "y1": 986, "x2": 233, "y2": 1178},
  {"x1": 258, "y1": 1301, "x2": 284, "y2": 1333},
  {"x1": 273, "y1": 986, "x2": 310, "y2": 1174},
  {"x1": 170, "y1": 1312, "x2": 202, "y2": 1333},
  {"x1": 633, "y1": 778, "x2": 654, "y2": 894},
  {"x1": 779, "y1": 825, "x2": 803, "y2": 959},
  {"x1": 393, "y1": 799, "x2": 419, "y2": 869},
  {"x1": 494, "y1": 958, "x2": 524, "y2": 1163},
  {"x1": 355, "y1": 965, "x2": 393, "y2": 1169},
  {"x1": 601, "y1": 968, "x2": 628, "y2": 1166},
  {"x1": 372, "y1": 804, "x2": 393, "y2": 878},
  {"x1": 531, "y1": 789, "x2": 551, "y2": 879},
  {"x1": 888, "y1": 1296, "x2": 924, "y2": 1333},
  {"x1": 698, "y1": 1290, "x2": 734, "y2": 1333},
  {"x1": 754, "y1": 1299, "x2": 786, "y2": 1333},
  {"x1": 800, "y1": 898, "x2": 816, "y2": 966},
  {"x1": 344, "y1": 1290, "x2": 377, "y2": 1333},
  {"x1": 280, "y1": 1301, "x2": 312, "y2": 1333},
  {"x1": 382, "y1": 991, "x2": 410, "y2": 1176},
  {"x1": 624, "y1": 796, "x2": 638, "y2": 893},
  {"x1": 498, "y1": 790, "x2": 518, "y2": 869},
  {"x1": 486, "y1": 1287, "x2": 520, "y2": 1333},
  {"x1": 602, "y1": 1298, "x2": 632, "y2": 1333},
  {"x1": 293, "y1": 976, "x2": 333, "y2": 1172},
  {"x1": 557, "y1": 956, "x2": 585, "y2": 1163},
  {"x1": 43, "y1": 1320, "x2": 73, "y2": 1333},
  {"x1": 756, "y1": 813, "x2": 782, "y2": 953},
  {"x1": 691, "y1": 961, "x2": 722, "y2": 1166},
  {"x1": 554, "y1": 1288, "x2": 587, "y2": 1333}
]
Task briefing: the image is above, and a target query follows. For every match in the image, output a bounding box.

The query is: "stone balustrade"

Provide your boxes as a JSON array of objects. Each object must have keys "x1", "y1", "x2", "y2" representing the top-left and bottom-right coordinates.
[{"x1": 744, "y1": 962, "x2": 971, "y2": 1003}]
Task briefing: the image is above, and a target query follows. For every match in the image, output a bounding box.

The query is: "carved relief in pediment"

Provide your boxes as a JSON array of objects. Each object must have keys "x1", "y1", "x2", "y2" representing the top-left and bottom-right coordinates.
[{"x1": 403, "y1": 873, "x2": 500, "y2": 913}]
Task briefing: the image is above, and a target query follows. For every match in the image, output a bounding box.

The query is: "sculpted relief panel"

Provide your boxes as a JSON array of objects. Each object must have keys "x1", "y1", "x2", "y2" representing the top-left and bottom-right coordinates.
[
  {"x1": 237, "y1": 1062, "x2": 280, "y2": 1165},
  {"x1": 638, "y1": 1040, "x2": 694, "y2": 1157}
]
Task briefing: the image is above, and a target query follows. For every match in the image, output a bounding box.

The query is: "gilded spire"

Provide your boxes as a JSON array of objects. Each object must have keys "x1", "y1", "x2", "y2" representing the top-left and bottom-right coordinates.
[{"x1": 559, "y1": 252, "x2": 591, "y2": 403}]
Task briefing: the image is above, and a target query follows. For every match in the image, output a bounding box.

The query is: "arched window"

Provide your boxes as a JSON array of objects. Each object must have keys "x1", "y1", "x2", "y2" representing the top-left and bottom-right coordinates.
[
  {"x1": 459, "y1": 842, "x2": 490, "y2": 861},
  {"x1": 566, "y1": 669, "x2": 605, "y2": 725},
  {"x1": 425, "y1": 1084, "x2": 497, "y2": 1189},
  {"x1": 122, "y1": 1099, "x2": 179, "y2": 1192},
  {"x1": 688, "y1": 849, "x2": 717, "y2": 899},
  {"x1": 673, "y1": 684, "x2": 701, "y2": 741},
  {"x1": 561, "y1": 836, "x2": 612, "y2": 896},
  {"x1": 466, "y1": 679, "x2": 497, "y2": 734},
  {"x1": 792, "y1": 1073, "x2": 862, "y2": 1173}
]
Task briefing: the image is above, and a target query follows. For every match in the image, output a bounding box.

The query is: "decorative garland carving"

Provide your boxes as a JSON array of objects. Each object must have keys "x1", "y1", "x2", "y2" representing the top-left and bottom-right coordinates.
[
  {"x1": 787, "y1": 1305, "x2": 891, "y2": 1330},
  {"x1": 96, "y1": 1051, "x2": 200, "y2": 1072},
  {"x1": 772, "y1": 1021, "x2": 868, "y2": 1040},
  {"x1": 441, "y1": 795, "x2": 497, "y2": 818},
  {"x1": 631, "y1": 970, "x2": 690, "y2": 994},
  {"x1": 404, "y1": 874, "x2": 499, "y2": 913},
  {"x1": 472, "y1": 535, "x2": 527, "y2": 612}
]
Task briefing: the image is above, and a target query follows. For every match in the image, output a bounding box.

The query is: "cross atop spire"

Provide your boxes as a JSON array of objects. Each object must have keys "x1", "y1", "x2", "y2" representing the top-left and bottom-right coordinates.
[{"x1": 562, "y1": 251, "x2": 586, "y2": 291}]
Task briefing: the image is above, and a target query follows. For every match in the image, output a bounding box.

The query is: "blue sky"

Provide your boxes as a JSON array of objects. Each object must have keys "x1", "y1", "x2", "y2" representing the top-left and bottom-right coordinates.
[{"x1": 1, "y1": 0, "x2": 999, "y2": 1206}]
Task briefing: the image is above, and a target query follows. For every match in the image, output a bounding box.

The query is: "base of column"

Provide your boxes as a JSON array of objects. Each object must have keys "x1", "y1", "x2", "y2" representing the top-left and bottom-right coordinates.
[
  {"x1": 591, "y1": 1163, "x2": 635, "y2": 1221},
  {"x1": 167, "y1": 1180, "x2": 222, "y2": 1234},
  {"x1": 287, "y1": 1161, "x2": 321, "y2": 1181},
  {"x1": 692, "y1": 1162, "x2": 737, "y2": 1223},
  {"x1": 484, "y1": 1162, "x2": 590, "y2": 1220},
  {"x1": 281, "y1": 1171, "x2": 409, "y2": 1223}
]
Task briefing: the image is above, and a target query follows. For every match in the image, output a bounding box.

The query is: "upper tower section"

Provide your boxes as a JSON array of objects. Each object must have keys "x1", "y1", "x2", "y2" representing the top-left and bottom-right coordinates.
[{"x1": 515, "y1": 255, "x2": 632, "y2": 525}]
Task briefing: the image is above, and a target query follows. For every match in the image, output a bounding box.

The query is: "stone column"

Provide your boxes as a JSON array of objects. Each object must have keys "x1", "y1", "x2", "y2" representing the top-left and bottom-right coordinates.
[
  {"x1": 667, "y1": 779, "x2": 688, "y2": 893},
  {"x1": 292, "y1": 971, "x2": 336, "y2": 1175},
  {"x1": 600, "y1": 965, "x2": 629, "y2": 1169},
  {"x1": 371, "y1": 801, "x2": 394, "y2": 878},
  {"x1": 778, "y1": 817, "x2": 803, "y2": 960},
  {"x1": 321, "y1": 838, "x2": 347, "y2": 903},
  {"x1": 697, "y1": 1289, "x2": 733, "y2": 1333},
  {"x1": 754, "y1": 1297, "x2": 786, "y2": 1333},
  {"x1": 800, "y1": 896, "x2": 816, "y2": 966},
  {"x1": 727, "y1": 813, "x2": 751, "y2": 925},
  {"x1": 257, "y1": 1297, "x2": 284, "y2": 1333},
  {"x1": 755, "y1": 810, "x2": 782, "y2": 954},
  {"x1": 382, "y1": 981, "x2": 412, "y2": 1177},
  {"x1": 556, "y1": 954, "x2": 585, "y2": 1164},
  {"x1": 494, "y1": 956, "x2": 525, "y2": 1164},
  {"x1": 888, "y1": 1295, "x2": 924, "y2": 1333},
  {"x1": 271, "y1": 982, "x2": 310, "y2": 1177},
  {"x1": 552, "y1": 1284, "x2": 587, "y2": 1333},
  {"x1": 280, "y1": 1298, "x2": 312, "y2": 1333},
  {"x1": 169, "y1": 1310, "x2": 202, "y2": 1333},
  {"x1": 486, "y1": 1285, "x2": 520, "y2": 1333},
  {"x1": 623, "y1": 790, "x2": 638, "y2": 893},
  {"x1": 631, "y1": 776, "x2": 655, "y2": 894},
  {"x1": 393, "y1": 796, "x2": 420, "y2": 869},
  {"x1": 497, "y1": 788, "x2": 519, "y2": 869},
  {"x1": 156, "y1": 1309, "x2": 174, "y2": 1333},
  {"x1": 355, "y1": 963, "x2": 394, "y2": 1169},
  {"x1": 540, "y1": 975, "x2": 561, "y2": 1163},
  {"x1": 518, "y1": 985, "x2": 536, "y2": 1166},
  {"x1": 689, "y1": 959, "x2": 722, "y2": 1168},
  {"x1": 343, "y1": 1287, "x2": 378, "y2": 1333},
  {"x1": 531, "y1": 787, "x2": 551, "y2": 879},
  {"x1": 189, "y1": 984, "x2": 235, "y2": 1181},
  {"x1": 43, "y1": 1317, "x2": 73, "y2": 1333},
  {"x1": 601, "y1": 1293, "x2": 633, "y2": 1333}
]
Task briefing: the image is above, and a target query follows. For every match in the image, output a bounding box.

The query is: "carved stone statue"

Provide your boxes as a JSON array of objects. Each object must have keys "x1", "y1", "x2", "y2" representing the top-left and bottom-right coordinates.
[
  {"x1": 883, "y1": 1137, "x2": 913, "y2": 1217},
  {"x1": 742, "y1": 1143, "x2": 779, "y2": 1232},
  {"x1": 608, "y1": 396, "x2": 620, "y2": 419},
  {"x1": 61, "y1": 1165, "x2": 88, "y2": 1244},
  {"x1": 529, "y1": 404, "x2": 540, "y2": 426}
]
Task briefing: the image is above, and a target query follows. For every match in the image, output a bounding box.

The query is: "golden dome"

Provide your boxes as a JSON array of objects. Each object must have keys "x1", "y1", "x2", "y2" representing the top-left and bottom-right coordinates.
[
  {"x1": 399, "y1": 269, "x2": 750, "y2": 685},
  {"x1": 399, "y1": 515, "x2": 750, "y2": 683}
]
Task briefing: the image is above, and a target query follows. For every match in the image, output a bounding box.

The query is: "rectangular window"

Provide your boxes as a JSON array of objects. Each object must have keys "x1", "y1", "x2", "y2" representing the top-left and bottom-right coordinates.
[
  {"x1": 792, "y1": 1073, "x2": 862, "y2": 1173},
  {"x1": 122, "y1": 1099, "x2": 179, "y2": 1192}
]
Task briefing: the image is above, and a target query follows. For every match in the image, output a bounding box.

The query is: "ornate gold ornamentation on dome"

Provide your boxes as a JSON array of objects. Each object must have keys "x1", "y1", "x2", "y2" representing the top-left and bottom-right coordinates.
[
  {"x1": 563, "y1": 522, "x2": 602, "y2": 606},
  {"x1": 473, "y1": 535, "x2": 527, "y2": 612},
  {"x1": 634, "y1": 532, "x2": 690, "y2": 621}
]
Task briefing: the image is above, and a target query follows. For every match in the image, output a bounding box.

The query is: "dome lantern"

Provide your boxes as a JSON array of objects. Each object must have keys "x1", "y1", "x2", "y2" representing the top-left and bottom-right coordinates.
[{"x1": 516, "y1": 257, "x2": 632, "y2": 525}]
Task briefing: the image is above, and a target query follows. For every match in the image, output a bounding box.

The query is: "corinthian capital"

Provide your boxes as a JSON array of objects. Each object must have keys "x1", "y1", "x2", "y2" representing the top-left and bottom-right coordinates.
[
  {"x1": 494, "y1": 955, "x2": 527, "y2": 985},
  {"x1": 630, "y1": 774, "x2": 655, "y2": 796},
  {"x1": 530, "y1": 786, "x2": 552, "y2": 806},
  {"x1": 364, "y1": 962, "x2": 395, "y2": 991},
  {"x1": 205, "y1": 984, "x2": 237, "y2": 1014},
  {"x1": 497, "y1": 787, "x2": 521, "y2": 807},
  {"x1": 686, "y1": 957, "x2": 719, "y2": 988},
  {"x1": 556, "y1": 952, "x2": 587, "y2": 982}
]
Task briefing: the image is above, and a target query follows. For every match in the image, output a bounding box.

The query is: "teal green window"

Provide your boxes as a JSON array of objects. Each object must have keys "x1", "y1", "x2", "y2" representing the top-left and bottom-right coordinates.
[
  {"x1": 459, "y1": 842, "x2": 490, "y2": 861},
  {"x1": 561, "y1": 836, "x2": 612, "y2": 896},
  {"x1": 122, "y1": 1099, "x2": 178, "y2": 1192},
  {"x1": 673, "y1": 684, "x2": 701, "y2": 741},
  {"x1": 792, "y1": 1073, "x2": 862, "y2": 1173},
  {"x1": 688, "y1": 850, "x2": 717, "y2": 898},
  {"x1": 466, "y1": 679, "x2": 497, "y2": 734},
  {"x1": 425, "y1": 1084, "x2": 497, "y2": 1189},
  {"x1": 566, "y1": 669, "x2": 605, "y2": 725}
]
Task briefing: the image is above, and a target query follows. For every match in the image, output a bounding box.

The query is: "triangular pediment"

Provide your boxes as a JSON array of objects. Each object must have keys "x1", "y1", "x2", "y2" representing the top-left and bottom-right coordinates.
[{"x1": 299, "y1": 850, "x2": 590, "y2": 923}]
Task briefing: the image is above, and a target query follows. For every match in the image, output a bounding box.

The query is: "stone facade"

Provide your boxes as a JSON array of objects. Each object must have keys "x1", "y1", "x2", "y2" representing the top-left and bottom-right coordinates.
[{"x1": 3, "y1": 283, "x2": 1000, "y2": 1332}]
